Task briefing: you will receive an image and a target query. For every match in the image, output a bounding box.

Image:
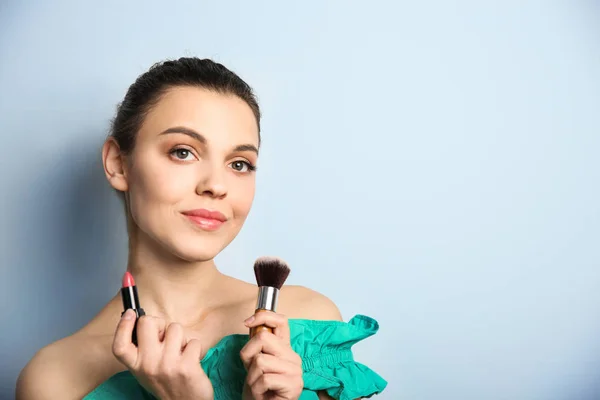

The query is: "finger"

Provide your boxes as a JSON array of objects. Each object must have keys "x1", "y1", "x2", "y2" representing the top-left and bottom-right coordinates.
[
  {"x1": 244, "y1": 312, "x2": 290, "y2": 342},
  {"x1": 246, "y1": 353, "x2": 298, "y2": 387},
  {"x1": 163, "y1": 322, "x2": 185, "y2": 361},
  {"x1": 112, "y1": 309, "x2": 138, "y2": 368},
  {"x1": 136, "y1": 315, "x2": 166, "y2": 360},
  {"x1": 240, "y1": 331, "x2": 292, "y2": 370},
  {"x1": 250, "y1": 373, "x2": 289, "y2": 397},
  {"x1": 182, "y1": 338, "x2": 205, "y2": 365}
]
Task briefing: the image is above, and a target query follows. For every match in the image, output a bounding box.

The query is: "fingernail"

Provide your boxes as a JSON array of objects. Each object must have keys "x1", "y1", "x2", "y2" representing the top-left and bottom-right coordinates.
[
  {"x1": 123, "y1": 309, "x2": 135, "y2": 320},
  {"x1": 244, "y1": 315, "x2": 255, "y2": 325}
]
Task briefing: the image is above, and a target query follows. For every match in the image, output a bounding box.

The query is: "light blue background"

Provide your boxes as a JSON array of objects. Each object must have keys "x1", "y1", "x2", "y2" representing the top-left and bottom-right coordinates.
[{"x1": 1, "y1": 1, "x2": 599, "y2": 399}]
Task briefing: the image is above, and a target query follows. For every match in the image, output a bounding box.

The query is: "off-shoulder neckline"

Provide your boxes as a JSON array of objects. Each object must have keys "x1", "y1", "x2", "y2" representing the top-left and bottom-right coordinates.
[
  {"x1": 202, "y1": 315, "x2": 378, "y2": 362},
  {"x1": 99, "y1": 315, "x2": 378, "y2": 382}
]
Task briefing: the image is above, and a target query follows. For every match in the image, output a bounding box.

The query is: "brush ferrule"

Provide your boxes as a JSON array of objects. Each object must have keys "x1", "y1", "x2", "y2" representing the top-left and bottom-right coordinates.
[{"x1": 256, "y1": 286, "x2": 279, "y2": 311}]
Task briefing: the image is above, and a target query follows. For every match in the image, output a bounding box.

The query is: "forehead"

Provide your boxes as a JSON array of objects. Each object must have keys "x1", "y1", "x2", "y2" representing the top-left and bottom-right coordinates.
[{"x1": 138, "y1": 86, "x2": 259, "y2": 148}]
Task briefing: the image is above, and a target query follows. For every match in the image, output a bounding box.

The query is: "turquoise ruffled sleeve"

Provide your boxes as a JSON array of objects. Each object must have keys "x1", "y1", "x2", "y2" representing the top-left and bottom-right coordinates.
[
  {"x1": 290, "y1": 315, "x2": 388, "y2": 400},
  {"x1": 84, "y1": 315, "x2": 387, "y2": 399}
]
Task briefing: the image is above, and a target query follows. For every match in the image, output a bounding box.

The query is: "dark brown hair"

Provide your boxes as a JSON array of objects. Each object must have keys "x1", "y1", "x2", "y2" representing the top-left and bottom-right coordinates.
[{"x1": 110, "y1": 57, "x2": 261, "y2": 153}]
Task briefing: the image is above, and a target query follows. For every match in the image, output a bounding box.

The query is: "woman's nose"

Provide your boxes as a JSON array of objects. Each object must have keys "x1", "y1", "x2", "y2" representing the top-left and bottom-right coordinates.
[{"x1": 195, "y1": 165, "x2": 227, "y2": 199}]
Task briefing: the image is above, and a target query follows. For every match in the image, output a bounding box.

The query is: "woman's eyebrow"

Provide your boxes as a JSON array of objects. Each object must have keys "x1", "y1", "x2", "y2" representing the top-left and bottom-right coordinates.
[
  {"x1": 159, "y1": 126, "x2": 207, "y2": 144},
  {"x1": 233, "y1": 144, "x2": 259, "y2": 155},
  {"x1": 160, "y1": 126, "x2": 259, "y2": 155}
]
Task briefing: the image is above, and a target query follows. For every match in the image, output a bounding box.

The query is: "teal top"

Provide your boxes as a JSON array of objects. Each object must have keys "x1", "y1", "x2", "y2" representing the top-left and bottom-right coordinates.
[{"x1": 84, "y1": 315, "x2": 387, "y2": 400}]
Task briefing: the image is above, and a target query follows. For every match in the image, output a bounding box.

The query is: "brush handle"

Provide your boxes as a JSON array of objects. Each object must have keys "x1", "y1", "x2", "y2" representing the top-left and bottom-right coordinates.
[{"x1": 249, "y1": 308, "x2": 273, "y2": 338}]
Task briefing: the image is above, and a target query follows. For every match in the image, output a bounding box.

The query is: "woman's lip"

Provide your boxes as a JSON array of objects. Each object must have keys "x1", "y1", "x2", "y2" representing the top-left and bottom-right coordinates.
[
  {"x1": 183, "y1": 214, "x2": 225, "y2": 231},
  {"x1": 181, "y1": 209, "x2": 227, "y2": 222}
]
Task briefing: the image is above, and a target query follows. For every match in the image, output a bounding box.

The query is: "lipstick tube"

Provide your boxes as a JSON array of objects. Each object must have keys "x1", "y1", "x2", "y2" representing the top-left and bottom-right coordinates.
[{"x1": 121, "y1": 272, "x2": 145, "y2": 346}]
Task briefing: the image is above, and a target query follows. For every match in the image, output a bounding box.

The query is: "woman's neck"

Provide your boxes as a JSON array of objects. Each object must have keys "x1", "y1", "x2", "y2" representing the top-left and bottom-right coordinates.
[{"x1": 126, "y1": 237, "x2": 225, "y2": 328}]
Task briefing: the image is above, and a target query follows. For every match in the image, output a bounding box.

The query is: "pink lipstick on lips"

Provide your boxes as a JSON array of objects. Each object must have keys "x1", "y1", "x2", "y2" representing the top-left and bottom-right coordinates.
[{"x1": 181, "y1": 209, "x2": 227, "y2": 231}]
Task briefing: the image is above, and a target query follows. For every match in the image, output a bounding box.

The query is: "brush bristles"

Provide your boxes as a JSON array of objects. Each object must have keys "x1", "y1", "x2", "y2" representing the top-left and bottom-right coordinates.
[{"x1": 254, "y1": 256, "x2": 290, "y2": 289}]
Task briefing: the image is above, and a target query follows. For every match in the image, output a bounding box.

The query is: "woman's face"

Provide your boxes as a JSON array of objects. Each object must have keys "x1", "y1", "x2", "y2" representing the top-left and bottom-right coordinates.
[{"x1": 112, "y1": 86, "x2": 259, "y2": 262}]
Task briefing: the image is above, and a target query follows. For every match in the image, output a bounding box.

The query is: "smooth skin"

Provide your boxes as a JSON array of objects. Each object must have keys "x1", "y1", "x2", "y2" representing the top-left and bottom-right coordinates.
[{"x1": 16, "y1": 87, "x2": 356, "y2": 400}]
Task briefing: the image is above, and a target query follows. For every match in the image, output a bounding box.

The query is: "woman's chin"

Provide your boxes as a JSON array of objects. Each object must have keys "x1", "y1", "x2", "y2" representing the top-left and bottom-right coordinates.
[
  {"x1": 167, "y1": 242, "x2": 225, "y2": 263},
  {"x1": 147, "y1": 227, "x2": 237, "y2": 263}
]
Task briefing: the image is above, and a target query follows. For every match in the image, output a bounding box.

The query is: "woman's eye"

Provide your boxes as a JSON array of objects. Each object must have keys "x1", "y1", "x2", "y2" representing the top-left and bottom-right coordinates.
[
  {"x1": 230, "y1": 160, "x2": 255, "y2": 173},
  {"x1": 170, "y1": 148, "x2": 194, "y2": 161}
]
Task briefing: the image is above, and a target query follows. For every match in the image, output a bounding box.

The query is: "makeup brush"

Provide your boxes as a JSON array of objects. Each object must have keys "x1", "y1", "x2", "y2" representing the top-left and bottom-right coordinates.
[{"x1": 250, "y1": 256, "x2": 291, "y2": 338}]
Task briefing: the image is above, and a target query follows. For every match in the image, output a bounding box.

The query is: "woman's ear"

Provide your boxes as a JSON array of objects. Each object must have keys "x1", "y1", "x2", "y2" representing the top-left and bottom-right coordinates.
[{"x1": 102, "y1": 137, "x2": 129, "y2": 192}]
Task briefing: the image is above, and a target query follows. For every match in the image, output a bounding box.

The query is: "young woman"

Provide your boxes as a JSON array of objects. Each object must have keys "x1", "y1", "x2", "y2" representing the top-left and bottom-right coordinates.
[{"x1": 16, "y1": 57, "x2": 387, "y2": 400}]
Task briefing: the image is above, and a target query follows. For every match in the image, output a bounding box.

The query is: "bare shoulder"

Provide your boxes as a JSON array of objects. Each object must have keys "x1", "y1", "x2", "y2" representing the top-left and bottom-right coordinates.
[
  {"x1": 16, "y1": 332, "x2": 119, "y2": 400},
  {"x1": 16, "y1": 336, "x2": 83, "y2": 400},
  {"x1": 279, "y1": 285, "x2": 343, "y2": 321}
]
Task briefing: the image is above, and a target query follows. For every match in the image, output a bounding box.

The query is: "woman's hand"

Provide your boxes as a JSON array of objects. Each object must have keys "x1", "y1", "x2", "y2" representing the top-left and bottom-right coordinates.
[
  {"x1": 112, "y1": 309, "x2": 214, "y2": 400},
  {"x1": 240, "y1": 312, "x2": 304, "y2": 400}
]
